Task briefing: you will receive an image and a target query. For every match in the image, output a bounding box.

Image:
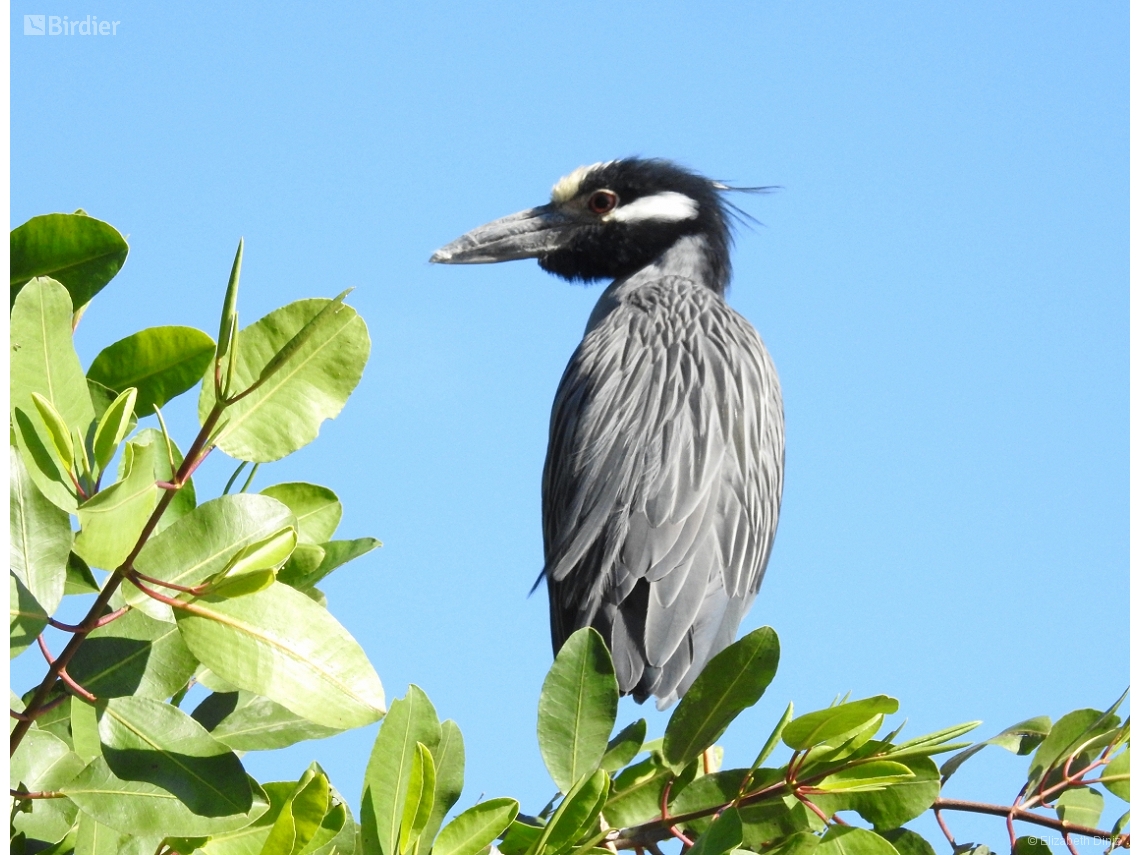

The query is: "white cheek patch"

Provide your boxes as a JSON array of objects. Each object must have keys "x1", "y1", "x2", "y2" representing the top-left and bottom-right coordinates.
[{"x1": 608, "y1": 191, "x2": 699, "y2": 223}]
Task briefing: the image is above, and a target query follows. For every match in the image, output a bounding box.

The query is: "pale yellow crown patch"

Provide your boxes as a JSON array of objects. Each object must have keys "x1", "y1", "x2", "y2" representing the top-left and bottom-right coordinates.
[{"x1": 550, "y1": 161, "x2": 612, "y2": 203}]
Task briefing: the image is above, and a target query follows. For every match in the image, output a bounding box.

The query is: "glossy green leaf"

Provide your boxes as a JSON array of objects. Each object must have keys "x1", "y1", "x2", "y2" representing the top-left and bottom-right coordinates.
[
  {"x1": 423, "y1": 719, "x2": 466, "y2": 845},
  {"x1": 10, "y1": 447, "x2": 70, "y2": 618},
  {"x1": 88, "y1": 326, "x2": 215, "y2": 416},
  {"x1": 74, "y1": 810, "x2": 142, "y2": 855},
  {"x1": 399, "y1": 743, "x2": 436, "y2": 855},
  {"x1": 362, "y1": 686, "x2": 442, "y2": 855},
  {"x1": 11, "y1": 277, "x2": 95, "y2": 509},
  {"x1": 215, "y1": 239, "x2": 244, "y2": 369},
  {"x1": 31, "y1": 391, "x2": 76, "y2": 472},
  {"x1": 260, "y1": 482, "x2": 343, "y2": 543},
  {"x1": 74, "y1": 438, "x2": 162, "y2": 570},
  {"x1": 64, "y1": 551, "x2": 101, "y2": 595},
  {"x1": 279, "y1": 537, "x2": 380, "y2": 589},
  {"x1": 762, "y1": 831, "x2": 821, "y2": 855},
  {"x1": 689, "y1": 807, "x2": 743, "y2": 855},
  {"x1": 175, "y1": 581, "x2": 386, "y2": 728},
  {"x1": 1103, "y1": 747, "x2": 1129, "y2": 801},
  {"x1": 11, "y1": 571, "x2": 48, "y2": 659},
  {"x1": 940, "y1": 717, "x2": 1051, "y2": 783},
  {"x1": 1013, "y1": 836, "x2": 1052, "y2": 855},
  {"x1": 200, "y1": 297, "x2": 370, "y2": 462},
  {"x1": 170, "y1": 780, "x2": 294, "y2": 855},
  {"x1": 433, "y1": 798, "x2": 519, "y2": 855},
  {"x1": 191, "y1": 690, "x2": 343, "y2": 750},
  {"x1": 70, "y1": 696, "x2": 102, "y2": 762},
  {"x1": 878, "y1": 830, "x2": 936, "y2": 855},
  {"x1": 203, "y1": 526, "x2": 297, "y2": 597},
  {"x1": 814, "y1": 756, "x2": 939, "y2": 830},
  {"x1": 10, "y1": 212, "x2": 128, "y2": 308},
  {"x1": 1056, "y1": 786, "x2": 1104, "y2": 828},
  {"x1": 537, "y1": 768, "x2": 609, "y2": 855},
  {"x1": 10, "y1": 728, "x2": 85, "y2": 843},
  {"x1": 602, "y1": 753, "x2": 672, "y2": 828},
  {"x1": 737, "y1": 793, "x2": 815, "y2": 849},
  {"x1": 90, "y1": 386, "x2": 137, "y2": 473},
  {"x1": 1027, "y1": 709, "x2": 1118, "y2": 793},
  {"x1": 672, "y1": 769, "x2": 750, "y2": 829},
  {"x1": 260, "y1": 765, "x2": 331, "y2": 855},
  {"x1": 818, "y1": 826, "x2": 900, "y2": 855},
  {"x1": 816, "y1": 761, "x2": 914, "y2": 792},
  {"x1": 67, "y1": 607, "x2": 198, "y2": 699},
  {"x1": 126, "y1": 493, "x2": 295, "y2": 618},
  {"x1": 664, "y1": 626, "x2": 780, "y2": 768},
  {"x1": 601, "y1": 719, "x2": 647, "y2": 773},
  {"x1": 131, "y1": 427, "x2": 196, "y2": 534},
  {"x1": 783, "y1": 696, "x2": 899, "y2": 751},
  {"x1": 752, "y1": 702, "x2": 794, "y2": 770},
  {"x1": 538, "y1": 627, "x2": 619, "y2": 792}
]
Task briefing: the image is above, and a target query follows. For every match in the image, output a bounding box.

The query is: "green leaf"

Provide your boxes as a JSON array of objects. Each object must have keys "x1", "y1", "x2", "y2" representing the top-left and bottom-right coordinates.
[
  {"x1": 191, "y1": 690, "x2": 343, "y2": 750},
  {"x1": 71, "y1": 696, "x2": 101, "y2": 763},
  {"x1": 752, "y1": 702, "x2": 794, "y2": 770},
  {"x1": 1103, "y1": 747, "x2": 1129, "y2": 802},
  {"x1": 813, "y1": 756, "x2": 940, "y2": 831},
  {"x1": 761, "y1": 831, "x2": 820, "y2": 855},
  {"x1": 688, "y1": 807, "x2": 743, "y2": 855},
  {"x1": 199, "y1": 297, "x2": 370, "y2": 462},
  {"x1": 664, "y1": 626, "x2": 780, "y2": 769},
  {"x1": 672, "y1": 769, "x2": 750, "y2": 829},
  {"x1": 499, "y1": 819, "x2": 544, "y2": 855},
  {"x1": 878, "y1": 829, "x2": 936, "y2": 855},
  {"x1": 601, "y1": 719, "x2": 646, "y2": 773},
  {"x1": 87, "y1": 326, "x2": 215, "y2": 417},
  {"x1": 125, "y1": 493, "x2": 296, "y2": 619},
  {"x1": 11, "y1": 277, "x2": 96, "y2": 509},
  {"x1": 940, "y1": 717, "x2": 1051, "y2": 783},
  {"x1": 131, "y1": 427, "x2": 196, "y2": 534},
  {"x1": 260, "y1": 482, "x2": 343, "y2": 544},
  {"x1": 423, "y1": 720, "x2": 466, "y2": 846},
  {"x1": 783, "y1": 696, "x2": 899, "y2": 751},
  {"x1": 260, "y1": 765, "x2": 331, "y2": 855},
  {"x1": 64, "y1": 551, "x2": 101, "y2": 595},
  {"x1": 362, "y1": 686, "x2": 442, "y2": 855},
  {"x1": 399, "y1": 743, "x2": 436, "y2": 855},
  {"x1": 10, "y1": 728, "x2": 85, "y2": 843},
  {"x1": 536, "y1": 768, "x2": 609, "y2": 855},
  {"x1": 10, "y1": 571, "x2": 49, "y2": 658},
  {"x1": 204, "y1": 526, "x2": 297, "y2": 596},
  {"x1": 1056, "y1": 786, "x2": 1104, "y2": 828},
  {"x1": 737, "y1": 794, "x2": 815, "y2": 849},
  {"x1": 31, "y1": 391, "x2": 76, "y2": 472},
  {"x1": 1013, "y1": 836, "x2": 1052, "y2": 855},
  {"x1": 174, "y1": 581, "x2": 386, "y2": 728},
  {"x1": 10, "y1": 447, "x2": 71, "y2": 617},
  {"x1": 1027, "y1": 709, "x2": 1119, "y2": 793},
  {"x1": 10, "y1": 212, "x2": 128, "y2": 308},
  {"x1": 67, "y1": 607, "x2": 198, "y2": 699},
  {"x1": 602, "y1": 753, "x2": 672, "y2": 828},
  {"x1": 74, "y1": 438, "x2": 162, "y2": 570},
  {"x1": 90, "y1": 387, "x2": 137, "y2": 473},
  {"x1": 816, "y1": 761, "x2": 915, "y2": 793},
  {"x1": 538, "y1": 627, "x2": 620, "y2": 793},
  {"x1": 65, "y1": 757, "x2": 269, "y2": 837},
  {"x1": 216, "y1": 240, "x2": 244, "y2": 372},
  {"x1": 75, "y1": 810, "x2": 143, "y2": 855},
  {"x1": 280, "y1": 537, "x2": 380, "y2": 589},
  {"x1": 433, "y1": 798, "x2": 519, "y2": 855},
  {"x1": 817, "y1": 826, "x2": 900, "y2": 855}
]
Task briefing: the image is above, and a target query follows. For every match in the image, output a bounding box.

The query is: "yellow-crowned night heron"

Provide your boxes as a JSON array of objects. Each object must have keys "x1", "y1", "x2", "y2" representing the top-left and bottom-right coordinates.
[{"x1": 431, "y1": 158, "x2": 784, "y2": 707}]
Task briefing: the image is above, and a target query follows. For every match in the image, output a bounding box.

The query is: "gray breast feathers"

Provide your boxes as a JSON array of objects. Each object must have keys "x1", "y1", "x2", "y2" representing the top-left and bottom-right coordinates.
[{"x1": 542, "y1": 275, "x2": 784, "y2": 706}]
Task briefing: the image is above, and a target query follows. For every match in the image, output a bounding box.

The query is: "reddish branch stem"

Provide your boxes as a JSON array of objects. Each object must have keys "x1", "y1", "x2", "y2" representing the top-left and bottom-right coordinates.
[{"x1": 10, "y1": 406, "x2": 223, "y2": 756}]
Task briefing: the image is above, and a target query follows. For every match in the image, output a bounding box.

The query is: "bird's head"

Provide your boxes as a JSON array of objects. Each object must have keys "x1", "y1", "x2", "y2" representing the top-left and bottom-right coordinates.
[{"x1": 430, "y1": 158, "x2": 742, "y2": 293}]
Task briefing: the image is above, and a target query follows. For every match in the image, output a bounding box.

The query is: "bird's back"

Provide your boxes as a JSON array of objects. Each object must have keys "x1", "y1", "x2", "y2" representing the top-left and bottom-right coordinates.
[{"x1": 542, "y1": 271, "x2": 784, "y2": 706}]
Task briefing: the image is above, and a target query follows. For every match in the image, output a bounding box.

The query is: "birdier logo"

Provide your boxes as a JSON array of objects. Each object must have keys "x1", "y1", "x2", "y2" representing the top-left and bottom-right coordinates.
[{"x1": 24, "y1": 14, "x2": 121, "y2": 35}]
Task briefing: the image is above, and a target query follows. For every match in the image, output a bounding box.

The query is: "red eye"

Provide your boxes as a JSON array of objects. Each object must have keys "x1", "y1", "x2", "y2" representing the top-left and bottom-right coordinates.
[{"x1": 588, "y1": 190, "x2": 619, "y2": 214}]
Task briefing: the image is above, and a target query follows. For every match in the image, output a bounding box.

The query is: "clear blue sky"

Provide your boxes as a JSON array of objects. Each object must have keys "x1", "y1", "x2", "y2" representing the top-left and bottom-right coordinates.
[{"x1": 10, "y1": 2, "x2": 1128, "y2": 848}]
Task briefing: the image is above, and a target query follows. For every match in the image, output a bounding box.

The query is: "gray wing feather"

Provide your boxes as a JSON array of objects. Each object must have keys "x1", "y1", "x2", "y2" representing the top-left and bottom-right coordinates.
[{"x1": 543, "y1": 275, "x2": 784, "y2": 705}]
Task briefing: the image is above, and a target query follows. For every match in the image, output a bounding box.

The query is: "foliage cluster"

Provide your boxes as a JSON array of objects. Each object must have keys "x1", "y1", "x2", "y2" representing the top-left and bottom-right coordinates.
[{"x1": 8, "y1": 213, "x2": 1130, "y2": 855}]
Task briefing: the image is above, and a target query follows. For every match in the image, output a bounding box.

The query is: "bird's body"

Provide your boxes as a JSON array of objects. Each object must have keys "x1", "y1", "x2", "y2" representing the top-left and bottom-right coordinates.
[{"x1": 433, "y1": 159, "x2": 784, "y2": 706}]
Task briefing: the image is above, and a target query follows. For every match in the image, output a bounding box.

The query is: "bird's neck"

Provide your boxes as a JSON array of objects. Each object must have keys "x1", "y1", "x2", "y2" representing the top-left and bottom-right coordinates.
[{"x1": 585, "y1": 234, "x2": 727, "y2": 334}]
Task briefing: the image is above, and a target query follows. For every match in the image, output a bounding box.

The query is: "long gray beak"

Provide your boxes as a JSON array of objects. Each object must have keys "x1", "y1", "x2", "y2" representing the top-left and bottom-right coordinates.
[{"x1": 430, "y1": 204, "x2": 574, "y2": 264}]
